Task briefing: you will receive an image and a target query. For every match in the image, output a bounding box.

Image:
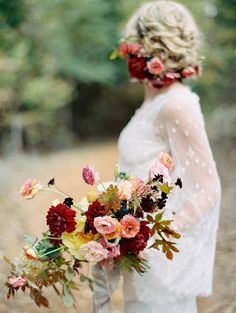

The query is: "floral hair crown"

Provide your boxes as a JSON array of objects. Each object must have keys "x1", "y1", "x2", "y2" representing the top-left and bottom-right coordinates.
[{"x1": 110, "y1": 40, "x2": 200, "y2": 89}]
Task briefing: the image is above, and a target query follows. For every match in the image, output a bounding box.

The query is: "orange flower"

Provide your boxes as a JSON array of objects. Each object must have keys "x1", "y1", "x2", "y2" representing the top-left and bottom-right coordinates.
[
  {"x1": 120, "y1": 215, "x2": 140, "y2": 238},
  {"x1": 23, "y1": 245, "x2": 38, "y2": 260}
]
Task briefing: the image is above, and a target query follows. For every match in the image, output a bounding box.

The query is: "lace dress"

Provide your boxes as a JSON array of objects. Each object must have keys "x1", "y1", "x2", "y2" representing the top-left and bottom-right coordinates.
[{"x1": 117, "y1": 83, "x2": 221, "y2": 313}]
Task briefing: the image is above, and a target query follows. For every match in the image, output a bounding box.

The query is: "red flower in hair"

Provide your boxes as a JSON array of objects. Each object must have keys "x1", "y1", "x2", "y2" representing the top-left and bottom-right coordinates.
[
  {"x1": 46, "y1": 203, "x2": 76, "y2": 237},
  {"x1": 120, "y1": 221, "x2": 151, "y2": 255},
  {"x1": 127, "y1": 56, "x2": 149, "y2": 80}
]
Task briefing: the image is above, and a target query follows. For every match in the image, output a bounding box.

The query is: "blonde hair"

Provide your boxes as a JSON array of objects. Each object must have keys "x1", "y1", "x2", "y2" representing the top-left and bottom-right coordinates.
[{"x1": 124, "y1": 0, "x2": 202, "y2": 70}]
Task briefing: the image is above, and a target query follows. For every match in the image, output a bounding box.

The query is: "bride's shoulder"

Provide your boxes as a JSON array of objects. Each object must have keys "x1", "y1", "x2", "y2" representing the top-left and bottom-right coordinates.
[{"x1": 160, "y1": 84, "x2": 201, "y2": 121}]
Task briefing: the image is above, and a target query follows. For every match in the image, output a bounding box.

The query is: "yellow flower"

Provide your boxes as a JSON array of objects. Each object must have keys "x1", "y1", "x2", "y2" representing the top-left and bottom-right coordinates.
[
  {"x1": 61, "y1": 225, "x2": 100, "y2": 260},
  {"x1": 75, "y1": 216, "x2": 87, "y2": 232},
  {"x1": 87, "y1": 187, "x2": 98, "y2": 203}
]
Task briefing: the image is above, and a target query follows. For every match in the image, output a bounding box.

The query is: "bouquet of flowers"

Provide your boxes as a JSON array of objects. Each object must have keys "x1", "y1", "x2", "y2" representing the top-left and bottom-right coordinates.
[{"x1": 4, "y1": 152, "x2": 182, "y2": 309}]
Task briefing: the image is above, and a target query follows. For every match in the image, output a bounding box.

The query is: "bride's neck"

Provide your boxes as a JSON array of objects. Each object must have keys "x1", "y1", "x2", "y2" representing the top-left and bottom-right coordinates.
[{"x1": 144, "y1": 81, "x2": 184, "y2": 101}]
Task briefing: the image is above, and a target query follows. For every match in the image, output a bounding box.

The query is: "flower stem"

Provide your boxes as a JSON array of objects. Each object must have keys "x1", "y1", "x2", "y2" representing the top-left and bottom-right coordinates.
[
  {"x1": 38, "y1": 246, "x2": 64, "y2": 259},
  {"x1": 42, "y1": 188, "x2": 83, "y2": 213},
  {"x1": 42, "y1": 188, "x2": 67, "y2": 198},
  {"x1": 99, "y1": 180, "x2": 107, "y2": 191},
  {"x1": 33, "y1": 236, "x2": 62, "y2": 249}
]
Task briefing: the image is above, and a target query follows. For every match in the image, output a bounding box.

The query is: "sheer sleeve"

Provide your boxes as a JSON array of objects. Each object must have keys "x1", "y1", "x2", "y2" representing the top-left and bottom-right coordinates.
[{"x1": 159, "y1": 92, "x2": 221, "y2": 230}]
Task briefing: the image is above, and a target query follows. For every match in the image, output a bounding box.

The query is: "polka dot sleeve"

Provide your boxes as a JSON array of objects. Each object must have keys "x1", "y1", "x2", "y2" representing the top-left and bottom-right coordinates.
[{"x1": 160, "y1": 93, "x2": 221, "y2": 230}]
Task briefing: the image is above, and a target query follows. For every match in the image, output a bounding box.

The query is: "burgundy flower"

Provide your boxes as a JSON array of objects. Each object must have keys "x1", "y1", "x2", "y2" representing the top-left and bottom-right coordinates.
[
  {"x1": 127, "y1": 56, "x2": 149, "y2": 80},
  {"x1": 140, "y1": 195, "x2": 157, "y2": 213},
  {"x1": 120, "y1": 221, "x2": 151, "y2": 255},
  {"x1": 85, "y1": 200, "x2": 106, "y2": 234},
  {"x1": 46, "y1": 203, "x2": 76, "y2": 237}
]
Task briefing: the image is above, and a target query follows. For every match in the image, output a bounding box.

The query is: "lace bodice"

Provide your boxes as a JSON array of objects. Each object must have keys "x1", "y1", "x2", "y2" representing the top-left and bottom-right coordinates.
[{"x1": 118, "y1": 83, "x2": 221, "y2": 302}]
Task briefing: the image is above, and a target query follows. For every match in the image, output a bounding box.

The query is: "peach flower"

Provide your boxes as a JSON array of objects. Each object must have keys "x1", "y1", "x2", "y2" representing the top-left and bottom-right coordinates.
[
  {"x1": 129, "y1": 176, "x2": 151, "y2": 196},
  {"x1": 149, "y1": 161, "x2": 171, "y2": 183},
  {"x1": 120, "y1": 215, "x2": 140, "y2": 238},
  {"x1": 159, "y1": 152, "x2": 174, "y2": 170},
  {"x1": 79, "y1": 241, "x2": 108, "y2": 262},
  {"x1": 20, "y1": 178, "x2": 43, "y2": 199},
  {"x1": 117, "y1": 180, "x2": 133, "y2": 200},
  {"x1": 23, "y1": 245, "x2": 38, "y2": 260},
  {"x1": 147, "y1": 57, "x2": 164, "y2": 75}
]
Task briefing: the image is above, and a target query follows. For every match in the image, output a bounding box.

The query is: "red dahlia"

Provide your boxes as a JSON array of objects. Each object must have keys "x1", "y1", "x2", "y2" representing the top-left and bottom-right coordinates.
[
  {"x1": 85, "y1": 200, "x2": 106, "y2": 234},
  {"x1": 46, "y1": 203, "x2": 76, "y2": 236},
  {"x1": 127, "y1": 56, "x2": 150, "y2": 80},
  {"x1": 120, "y1": 221, "x2": 151, "y2": 255}
]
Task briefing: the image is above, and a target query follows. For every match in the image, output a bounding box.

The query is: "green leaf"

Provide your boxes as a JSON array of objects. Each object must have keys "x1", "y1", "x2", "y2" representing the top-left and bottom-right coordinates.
[
  {"x1": 160, "y1": 183, "x2": 173, "y2": 194},
  {"x1": 23, "y1": 235, "x2": 36, "y2": 246},
  {"x1": 3, "y1": 256, "x2": 11, "y2": 264},
  {"x1": 147, "y1": 214, "x2": 154, "y2": 222},
  {"x1": 155, "y1": 212, "x2": 164, "y2": 222},
  {"x1": 65, "y1": 269, "x2": 74, "y2": 282},
  {"x1": 109, "y1": 47, "x2": 119, "y2": 60},
  {"x1": 62, "y1": 285, "x2": 75, "y2": 308}
]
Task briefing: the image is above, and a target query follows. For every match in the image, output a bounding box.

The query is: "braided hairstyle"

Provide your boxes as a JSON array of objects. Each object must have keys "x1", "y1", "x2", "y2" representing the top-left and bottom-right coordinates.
[{"x1": 124, "y1": 0, "x2": 203, "y2": 71}]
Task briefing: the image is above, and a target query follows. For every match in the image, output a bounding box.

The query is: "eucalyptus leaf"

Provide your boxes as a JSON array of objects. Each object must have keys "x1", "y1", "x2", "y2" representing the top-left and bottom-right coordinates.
[{"x1": 62, "y1": 285, "x2": 75, "y2": 308}]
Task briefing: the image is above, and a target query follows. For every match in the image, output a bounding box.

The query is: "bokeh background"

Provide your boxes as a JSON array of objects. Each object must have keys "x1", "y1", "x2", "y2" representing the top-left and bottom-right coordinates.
[{"x1": 0, "y1": 0, "x2": 235, "y2": 312}]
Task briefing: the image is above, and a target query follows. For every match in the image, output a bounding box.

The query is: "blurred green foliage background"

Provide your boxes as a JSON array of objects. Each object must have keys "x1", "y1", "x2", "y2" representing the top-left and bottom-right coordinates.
[{"x1": 0, "y1": 0, "x2": 235, "y2": 153}]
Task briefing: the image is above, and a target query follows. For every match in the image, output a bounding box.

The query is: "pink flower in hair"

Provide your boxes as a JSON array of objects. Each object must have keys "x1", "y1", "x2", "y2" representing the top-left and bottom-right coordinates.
[
  {"x1": 181, "y1": 66, "x2": 196, "y2": 77},
  {"x1": 120, "y1": 215, "x2": 140, "y2": 238},
  {"x1": 8, "y1": 276, "x2": 27, "y2": 288},
  {"x1": 82, "y1": 165, "x2": 100, "y2": 185},
  {"x1": 147, "y1": 57, "x2": 164, "y2": 75},
  {"x1": 119, "y1": 42, "x2": 143, "y2": 58},
  {"x1": 20, "y1": 178, "x2": 43, "y2": 199}
]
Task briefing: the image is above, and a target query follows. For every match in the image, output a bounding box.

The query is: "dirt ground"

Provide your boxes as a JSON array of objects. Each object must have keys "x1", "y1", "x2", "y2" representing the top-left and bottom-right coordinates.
[{"x1": 0, "y1": 140, "x2": 235, "y2": 313}]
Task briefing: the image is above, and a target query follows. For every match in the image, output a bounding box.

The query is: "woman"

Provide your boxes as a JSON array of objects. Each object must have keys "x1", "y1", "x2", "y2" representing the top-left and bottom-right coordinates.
[{"x1": 92, "y1": 1, "x2": 221, "y2": 312}]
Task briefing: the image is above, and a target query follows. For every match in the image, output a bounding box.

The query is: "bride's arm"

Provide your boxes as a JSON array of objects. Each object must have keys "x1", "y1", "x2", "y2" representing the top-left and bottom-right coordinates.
[{"x1": 159, "y1": 93, "x2": 221, "y2": 230}]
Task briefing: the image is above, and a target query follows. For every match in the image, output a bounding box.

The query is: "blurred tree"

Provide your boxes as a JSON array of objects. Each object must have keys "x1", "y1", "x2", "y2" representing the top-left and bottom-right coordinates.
[{"x1": 0, "y1": 0, "x2": 235, "y2": 152}]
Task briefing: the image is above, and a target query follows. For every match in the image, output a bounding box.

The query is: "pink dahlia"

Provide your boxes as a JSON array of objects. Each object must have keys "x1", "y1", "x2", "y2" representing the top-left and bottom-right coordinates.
[{"x1": 120, "y1": 215, "x2": 140, "y2": 238}]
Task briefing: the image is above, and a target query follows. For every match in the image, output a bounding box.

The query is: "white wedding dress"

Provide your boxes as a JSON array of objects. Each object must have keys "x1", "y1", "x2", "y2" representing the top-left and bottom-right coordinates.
[{"x1": 117, "y1": 83, "x2": 221, "y2": 313}]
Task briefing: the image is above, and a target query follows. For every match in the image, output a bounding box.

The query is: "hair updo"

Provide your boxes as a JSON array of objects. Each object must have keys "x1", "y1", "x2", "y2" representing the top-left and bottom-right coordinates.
[{"x1": 124, "y1": 0, "x2": 202, "y2": 70}]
